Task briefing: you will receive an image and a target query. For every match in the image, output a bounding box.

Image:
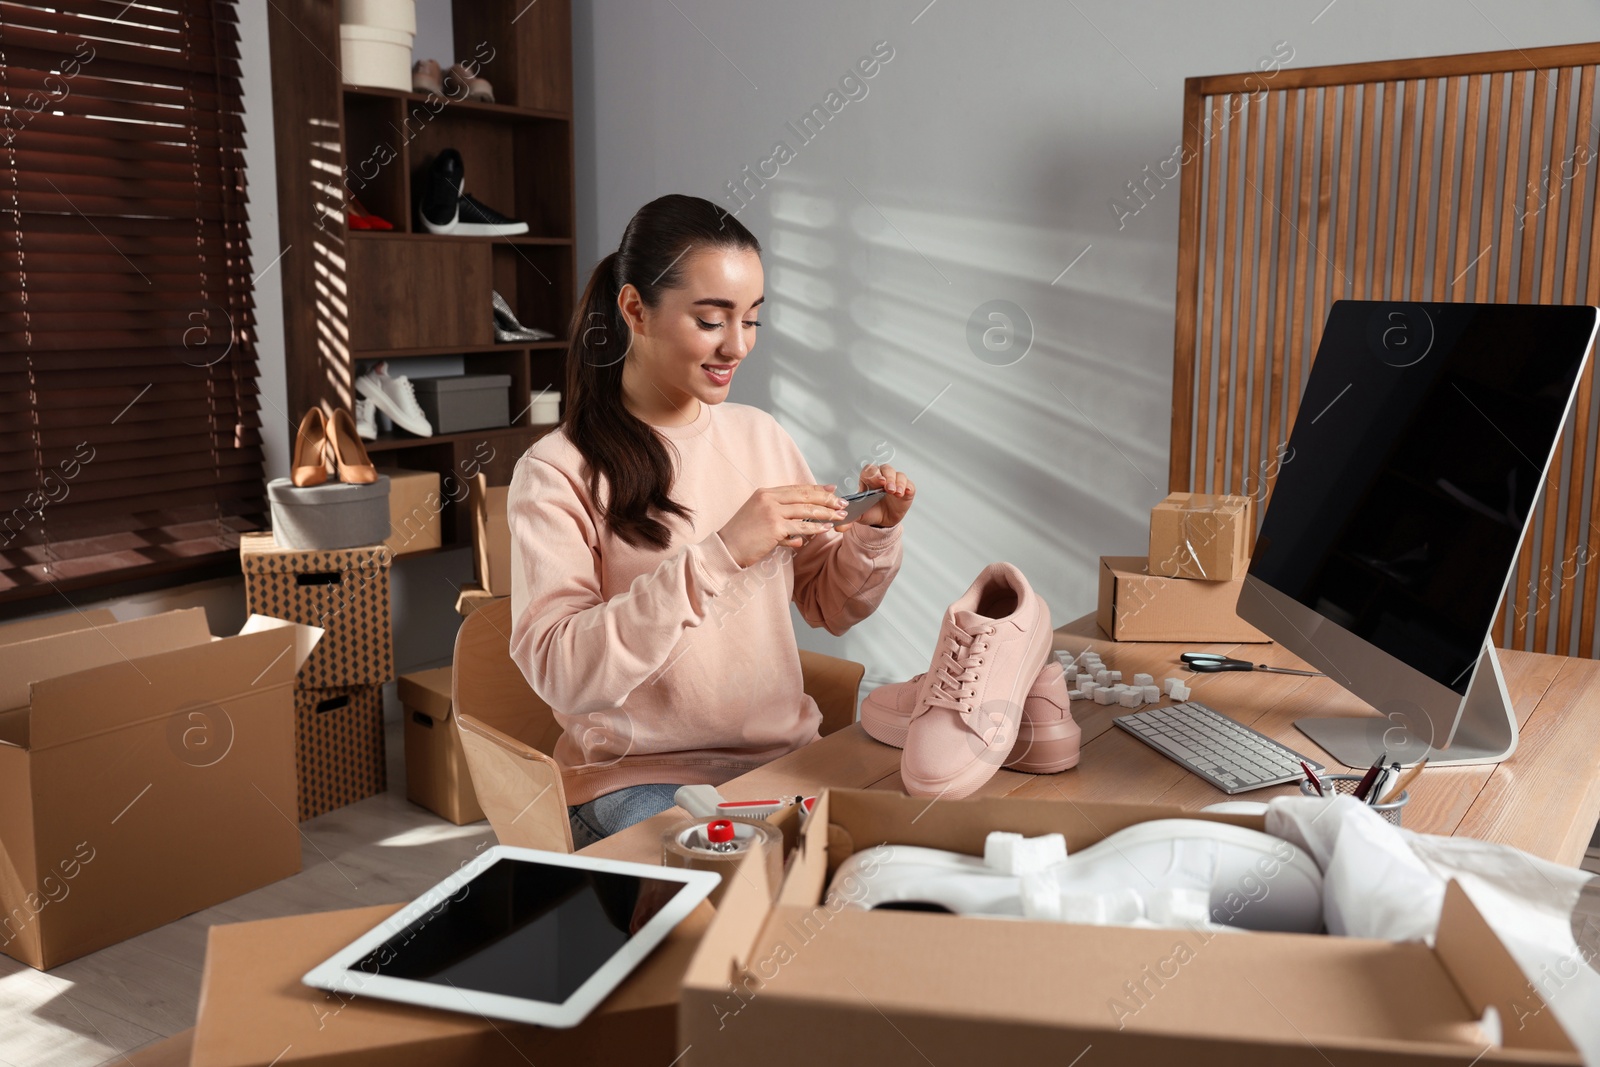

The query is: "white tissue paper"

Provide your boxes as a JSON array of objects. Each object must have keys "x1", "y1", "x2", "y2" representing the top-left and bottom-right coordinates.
[{"x1": 1266, "y1": 795, "x2": 1599, "y2": 1062}]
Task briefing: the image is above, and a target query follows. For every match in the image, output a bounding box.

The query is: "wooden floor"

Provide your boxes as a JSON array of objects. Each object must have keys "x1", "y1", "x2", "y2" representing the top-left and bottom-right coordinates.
[
  {"x1": 4, "y1": 705, "x2": 1598, "y2": 1066},
  {"x1": 0, "y1": 710, "x2": 498, "y2": 1067}
]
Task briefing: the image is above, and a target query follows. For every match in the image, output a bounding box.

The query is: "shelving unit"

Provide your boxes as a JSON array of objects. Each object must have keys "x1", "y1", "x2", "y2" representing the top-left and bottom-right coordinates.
[{"x1": 266, "y1": 0, "x2": 574, "y2": 551}]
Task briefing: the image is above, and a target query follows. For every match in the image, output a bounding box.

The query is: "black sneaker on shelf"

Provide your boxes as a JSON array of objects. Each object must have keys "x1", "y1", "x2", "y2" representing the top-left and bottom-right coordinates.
[{"x1": 418, "y1": 148, "x2": 529, "y2": 237}]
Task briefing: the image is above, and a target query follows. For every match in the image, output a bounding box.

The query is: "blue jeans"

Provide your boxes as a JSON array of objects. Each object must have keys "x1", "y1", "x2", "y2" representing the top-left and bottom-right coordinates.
[{"x1": 568, "y1": 783, "x2": 682, "y2": 850}]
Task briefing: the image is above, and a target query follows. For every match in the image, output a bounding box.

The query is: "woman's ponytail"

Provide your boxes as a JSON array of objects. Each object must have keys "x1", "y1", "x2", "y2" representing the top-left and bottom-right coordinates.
[{"x1": 561, "y1": 196, "x2": 761, "y2": 551}]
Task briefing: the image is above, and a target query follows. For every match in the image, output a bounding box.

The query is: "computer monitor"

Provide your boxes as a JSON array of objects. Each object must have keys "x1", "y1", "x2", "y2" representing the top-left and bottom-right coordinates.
[{"x1": 1235, "y1": 300, "x2": 1598, "y2": 768}]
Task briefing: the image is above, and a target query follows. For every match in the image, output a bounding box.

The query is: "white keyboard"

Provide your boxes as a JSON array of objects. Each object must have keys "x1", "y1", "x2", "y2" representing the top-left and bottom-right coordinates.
[{"x1": 1113, "y1": 700, "x2": 1324, "y2": 794}]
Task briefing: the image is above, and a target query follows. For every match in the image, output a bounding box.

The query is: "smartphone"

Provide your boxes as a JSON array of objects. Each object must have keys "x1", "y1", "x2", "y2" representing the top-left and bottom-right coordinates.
[{"x1": 834, "y1": 488, "x2": 886, "y2": 526}]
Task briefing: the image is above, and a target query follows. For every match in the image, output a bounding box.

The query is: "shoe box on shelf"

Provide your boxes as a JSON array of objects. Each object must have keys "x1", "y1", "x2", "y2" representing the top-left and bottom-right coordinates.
[
  {"x1": 397, "y1": 666, "x2": 485, "y2": 825},
  {"x1": 339, "y1": 0, "x2": 415, "y2": 93},
  {"x1": 681, "y1": 787, "x2": 1580, "y2": 1066},
  {"x1": 1095, "y1": 491, "x2": 1263, "y2": 642},
  {"x1": 410, "y1": 373, "x2": 513, "y2": 434},
  {"x1": 0, "y1": 607, "x2": 320, "y2": 970},
  {"x1": 240, "y1": 532, "x2": 394, "y2": 821}
]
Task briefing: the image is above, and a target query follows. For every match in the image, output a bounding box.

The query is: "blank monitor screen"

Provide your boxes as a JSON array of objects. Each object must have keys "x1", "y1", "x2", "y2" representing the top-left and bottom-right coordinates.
[{"x1": 1248, "y1": 301, "x2": 1594, "y2": 694}]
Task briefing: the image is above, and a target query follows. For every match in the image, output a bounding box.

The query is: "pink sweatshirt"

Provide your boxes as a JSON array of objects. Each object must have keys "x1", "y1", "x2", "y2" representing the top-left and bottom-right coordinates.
[{"x1": 507, "y1": 400, "x2": 904, "y2": 806}]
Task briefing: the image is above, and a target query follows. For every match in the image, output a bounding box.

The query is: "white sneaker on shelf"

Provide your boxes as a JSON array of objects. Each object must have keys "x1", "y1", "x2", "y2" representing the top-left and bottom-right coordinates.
[
  {"x1": 354, "y1": 397, "x2": 378, "y2": 441},
  {"x1": 355, "y1": 361, "x2": 433, "y2": 437}
]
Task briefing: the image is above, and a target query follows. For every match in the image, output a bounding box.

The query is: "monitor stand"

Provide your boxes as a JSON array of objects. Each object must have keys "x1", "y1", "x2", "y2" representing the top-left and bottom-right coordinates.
[{"x1": 1295, "y1": 642, "x2": 1518, "y2": 769}]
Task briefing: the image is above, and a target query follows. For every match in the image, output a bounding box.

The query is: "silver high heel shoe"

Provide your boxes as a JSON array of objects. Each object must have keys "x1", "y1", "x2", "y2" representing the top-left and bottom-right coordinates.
[{"x1": 493, "y1": 290, "x2": 556, "y2": 343}]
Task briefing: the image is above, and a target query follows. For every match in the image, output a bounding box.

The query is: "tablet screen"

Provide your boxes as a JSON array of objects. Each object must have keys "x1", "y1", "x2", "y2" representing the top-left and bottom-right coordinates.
[{"x1": 345, "y1": 857, "x2": 690, "y2": 1004}]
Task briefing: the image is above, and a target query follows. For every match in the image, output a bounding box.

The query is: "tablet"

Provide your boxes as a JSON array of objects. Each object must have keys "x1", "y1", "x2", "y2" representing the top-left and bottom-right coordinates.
[{"x1": 301, "y1": 845, "x2": 721, "y2": 1028}]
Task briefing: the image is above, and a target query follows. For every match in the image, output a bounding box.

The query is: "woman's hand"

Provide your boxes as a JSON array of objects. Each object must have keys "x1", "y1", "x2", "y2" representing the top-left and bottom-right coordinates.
[
  {"x1": 845, "y1": 463, "x2": 915, "y2": 529},
  {"x1": 718, "y1": 483, "x2": 847, "y2": 568}
]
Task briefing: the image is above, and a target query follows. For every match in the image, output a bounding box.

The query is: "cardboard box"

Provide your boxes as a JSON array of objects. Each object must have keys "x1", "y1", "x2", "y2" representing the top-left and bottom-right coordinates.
[
  {"x1": 454, "y1": 582, "x2": 502, "y2": 618},
  {"x1": 1097, "y1": 554, "x2": 1270, "y2": 642},
  {"x1": 379, "y1": 467, "x2": 443, "y2": 557},
  {"x1": 295, "y1": 685, "x2": 387, "y2": 821},
  {"x1": 1149, "y1": 491, "x2": 1255, "y2": 581},
  {"x1": 470, "y1": 473, "x2": 511, "y2": 597},
  {"x1": 399, "y1": 666, "x2": 485, "y2": 825},
  {"x1": 681, "y1": 788, "x2": 1579, "y2": 1066},
  {"x1": 240, "y1": 531, "x2": 395, "y2": 687},
  {"x1": 0, "y1": 609, "x2": 320, "y2": 970},
  {"x1": 0, "y1": 607, "x2": 117, "y2": 643},
  {"x1": 188, "y1": 901, "x2": 709, "y2": 1067}
]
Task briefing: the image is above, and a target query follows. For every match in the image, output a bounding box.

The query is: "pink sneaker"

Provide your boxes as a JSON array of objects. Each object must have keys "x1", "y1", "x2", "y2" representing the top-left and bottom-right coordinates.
[
  {"x1": 862, "y1": 659, "x2": 1081, "y2": 773},
  {"x1": 900, "y1": 563, "x2": 1055, "y2": 799}
]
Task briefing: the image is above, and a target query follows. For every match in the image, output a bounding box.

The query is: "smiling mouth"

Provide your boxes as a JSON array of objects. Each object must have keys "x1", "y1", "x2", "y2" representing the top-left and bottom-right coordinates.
[{"x1": 703, "y1": 363, "x2": 735, "y2": 384}]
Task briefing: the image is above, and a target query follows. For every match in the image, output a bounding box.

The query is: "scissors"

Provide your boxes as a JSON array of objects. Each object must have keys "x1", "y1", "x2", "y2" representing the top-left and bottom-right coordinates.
[{"x1": 1180, "y1": 652, "x2": 1325, "y2": 677}]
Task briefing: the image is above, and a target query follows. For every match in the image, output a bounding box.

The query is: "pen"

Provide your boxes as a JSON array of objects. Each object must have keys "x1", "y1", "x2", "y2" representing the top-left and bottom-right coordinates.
[
  {"x1": 1300, "y1": 761, "x2": 1324, "y2": 796},
  {"x1": 1352, "y1": 751, "x2": 1387, "y2": 802},
  {"x1": 1366, "y1": 762, "x2": 1399, "y2": 806},
  {"x1": 1379, "y1": 759, "x2": 1428, "y2": 806}
]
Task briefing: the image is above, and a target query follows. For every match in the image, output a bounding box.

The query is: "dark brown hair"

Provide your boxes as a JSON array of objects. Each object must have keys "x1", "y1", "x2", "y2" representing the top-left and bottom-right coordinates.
[{"x1": 563, "y1": 194, "x2": 761, "y2": 549}]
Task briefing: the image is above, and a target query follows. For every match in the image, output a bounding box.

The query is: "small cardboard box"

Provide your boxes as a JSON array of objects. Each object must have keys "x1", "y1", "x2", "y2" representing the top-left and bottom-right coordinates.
[
  {"x1": 454, "y1": 582, "x2": 502, "y2": 618},
  {"x1": 399, "y1": 666, "x2": 485, "y2": 825},
  {"x1": 1097, "y1": 554, "x2": 1270, "y2": 642},
  {"x1": 1149, "y1": 491, "x2": 1255, "y2": 581},
  {"x1": 188, "y1": 901, "x2": 708, "y2": 1067},
  {"x1": 470, "y1": 473, "x2": 511, "y2": 597},
  {"x1": 295, "y1": 685, "x2": 387, "y2": 821},
  {"x1": 241, "y1": 531, "x2": 395, "y2": 687},
  {"x1": 0, "y1": 609, "x2": 321, "y2": 970},
  {"x1": 681, "y1": 788, "x2": 1579, "y2": 1066},
  {"x1": 379, "y1": 467, "x2": 443, "y2": 556}
]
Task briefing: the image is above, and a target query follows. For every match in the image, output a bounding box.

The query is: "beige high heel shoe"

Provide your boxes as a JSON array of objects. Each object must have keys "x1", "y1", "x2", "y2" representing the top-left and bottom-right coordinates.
[
  {"x1": 327, "y1": 408, "x2": 378, "y2": 484},
  {"x1": 291, "y1": 408, "x2": 330, "y2": 487}
]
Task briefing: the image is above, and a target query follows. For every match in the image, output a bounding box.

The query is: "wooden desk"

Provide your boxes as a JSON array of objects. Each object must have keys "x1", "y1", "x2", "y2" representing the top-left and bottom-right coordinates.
[{"x1": 586, "y1": 612, "x2": 1600, "y2": 867}]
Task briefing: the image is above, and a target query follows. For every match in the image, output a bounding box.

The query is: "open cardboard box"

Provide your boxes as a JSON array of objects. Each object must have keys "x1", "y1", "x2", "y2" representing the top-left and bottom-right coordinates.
[
  {"x1": 1098, "y1": 554, "x2": 1270, "y2": 642},
  {"x1": 681, "y1": 788, "x2": 1578, "y2": 1065},
  {"x1": 0, "y1": 608, "x2": 321, "y2": 970}
]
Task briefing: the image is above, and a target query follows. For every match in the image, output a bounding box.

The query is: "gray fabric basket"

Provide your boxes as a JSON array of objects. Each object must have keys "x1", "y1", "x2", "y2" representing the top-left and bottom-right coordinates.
[
  {"x1": 410, "y1": 374, "x2": 512, "y2": 434},
  {"x1": 267, "y1": 475, "x2": 391, "y2": 550}
]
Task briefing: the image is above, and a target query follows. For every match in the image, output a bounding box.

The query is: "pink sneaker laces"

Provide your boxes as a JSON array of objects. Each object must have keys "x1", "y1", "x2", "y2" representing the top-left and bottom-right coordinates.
[{"x1": 923, "y1": 622, "x2": 998, "y2": 723}]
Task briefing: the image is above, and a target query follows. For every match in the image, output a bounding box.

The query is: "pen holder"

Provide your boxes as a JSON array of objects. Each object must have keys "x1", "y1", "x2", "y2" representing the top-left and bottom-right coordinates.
[{"x1": 1299, "y1": 773, "x2": 1409, "y2": 826}]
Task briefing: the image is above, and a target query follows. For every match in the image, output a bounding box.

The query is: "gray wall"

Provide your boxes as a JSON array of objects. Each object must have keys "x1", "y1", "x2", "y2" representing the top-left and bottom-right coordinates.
[{"x1": 573, "y1": 0, "x2": 1600, "y2": 689}]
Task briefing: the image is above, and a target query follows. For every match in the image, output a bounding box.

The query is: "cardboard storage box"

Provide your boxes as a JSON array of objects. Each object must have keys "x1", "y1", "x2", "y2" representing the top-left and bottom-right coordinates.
[
  {"x1": 379, "y1": 467, "x2": 443, "y2": 556},
  {"x1": 454, "y1": 581, "x2": 502, "y2": 617},
  {"x1": 470, "y1": 473, "x2": 512, "y2": 597},
  {"x1": 1149, "y1": 491, "x2": 1256, "y2": 581},
  {"x1": 1097, "y1": 554, "x2": 1269, "y2": 642},
  {"x1": 399, "y1": 666, "x2": 485, "y2": 825},
  {"x1": 188, "y1": 901, "x2": 707, "y2": 1067},
  {"x1": 0, "y1": 609, "x2": 320, "y2": 970},
  {"x1": 241, "y1": 531, "x2": 395, "y2": 687},
  {"x1": 295, "y1": 685, "x2": 387, "y2": 821},
  {"x1": 681, "y1": 788, "x2": 1578, "y2": 1066}
]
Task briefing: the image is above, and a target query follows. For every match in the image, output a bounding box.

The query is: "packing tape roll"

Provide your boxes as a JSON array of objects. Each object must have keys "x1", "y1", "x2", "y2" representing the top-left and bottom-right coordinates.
[{"x1": 661, "y1": 817, "x2": 784, "y2": 907}]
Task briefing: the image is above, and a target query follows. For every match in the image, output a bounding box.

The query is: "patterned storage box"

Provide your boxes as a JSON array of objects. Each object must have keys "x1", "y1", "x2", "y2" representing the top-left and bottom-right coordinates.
[
  {"x1": 294, "y1": 685, "x2": 387, "y2": 821},
  {"x1": 240, "y1": 531, "x2": 394, "y2": 688}
]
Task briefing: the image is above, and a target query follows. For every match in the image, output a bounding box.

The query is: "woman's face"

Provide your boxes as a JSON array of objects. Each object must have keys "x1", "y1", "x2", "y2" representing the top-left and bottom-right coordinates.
[{"x1": 619, "y1": 246, "x2": 764, "y2": 418}]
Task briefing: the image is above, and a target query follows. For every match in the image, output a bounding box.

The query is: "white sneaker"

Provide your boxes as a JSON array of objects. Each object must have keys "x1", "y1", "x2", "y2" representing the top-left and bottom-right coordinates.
[
  {"x1": 354, "y1": 397, "x2": 378, "y2": 441},
  {"x1": 829, "y1": 820, "x2": 1323, "y2": 934},
  {"x1": 355, "y1": 361, "x2": 433, "y2": 437}
]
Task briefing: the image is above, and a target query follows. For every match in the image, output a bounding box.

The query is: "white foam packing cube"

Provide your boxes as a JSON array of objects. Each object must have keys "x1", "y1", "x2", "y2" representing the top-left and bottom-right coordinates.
[
  {"x1": 1133, "y1": 673, "x2": 1154, "y2": 687},
  {"x1": 1142, "y1": 685, "x2": 1161, "y2": 702},
  {"x1": 1068, "y1": 689, "x2": 1086, "y2": 701},
  {"x1": 1095, "y1": 670, "x2": 1111, "y2": 685},
  {"x1": 1108, "y1": 670, "x2": 1122, "y2": 683},
  {"x1": 1117, "y1": 689, "x2": 1144, "y2": 708},
  {"x1": 1163, "y1": 677, "x2": 1182, "y2": 697},
  {"x1": 1092, "y1": 688, "x2": 1117, "y2": 705},
  {"x1": 1172, "y1": 683, "x2": 1191, "y2": 701},
  {"x1": 1076, "y1": 674, "x2": 1094, "y2": 688}
]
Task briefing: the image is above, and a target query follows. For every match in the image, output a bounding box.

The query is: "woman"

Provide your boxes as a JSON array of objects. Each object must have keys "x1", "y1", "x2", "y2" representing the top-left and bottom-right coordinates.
[{"x1": 508, "y1": 194, "x2": 917, "y2": 847}]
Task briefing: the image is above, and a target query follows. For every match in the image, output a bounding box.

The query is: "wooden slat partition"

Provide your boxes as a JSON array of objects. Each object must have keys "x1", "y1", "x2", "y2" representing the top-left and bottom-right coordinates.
[{"x1": 1172, "y1": 42, "x2": 1600, "y2": 657}]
